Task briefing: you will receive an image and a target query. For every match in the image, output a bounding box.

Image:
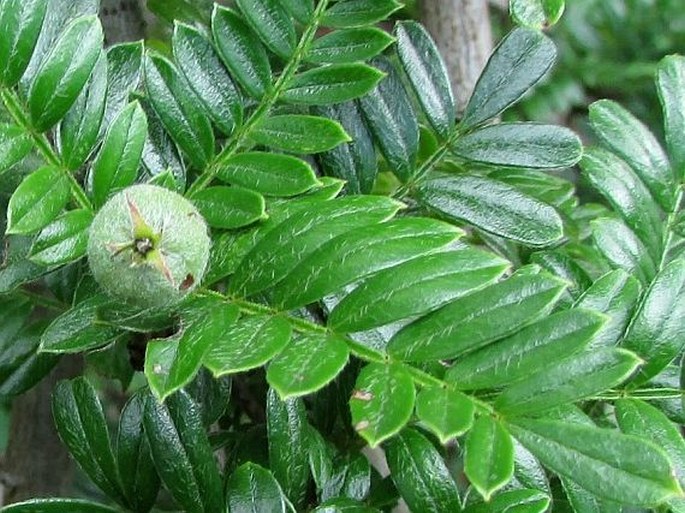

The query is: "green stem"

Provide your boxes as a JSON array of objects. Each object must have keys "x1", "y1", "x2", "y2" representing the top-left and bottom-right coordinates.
[
  {"x1": 658, "y1": 185, "x2": 684, "y2": 271},
  {"x1": 187, "y1": 0, "x2": 330, "y2": 197},
  {"x1": 0, "y1": 88, "x2": 93, "y2": 212}
]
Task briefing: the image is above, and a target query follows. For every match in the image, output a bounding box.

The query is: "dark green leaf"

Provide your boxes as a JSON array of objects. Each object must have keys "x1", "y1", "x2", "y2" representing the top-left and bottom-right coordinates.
[
  {"x1": 0, "y1": 124, "x2": 33, "y2": 175},
  {"x1": 349, "y1": 363, "x2": 415, "y2": 447},
  {"x1": 217, "y1": 152, "x2": 319, "y2": 196},
  {"x1": 0, "y1": 499, "x2": 121, "y2": 513},
  {"x1": 359, "y1": 57, "x2": 419, "y2": 182},
  {"x1": 250, "y1": 114, "x2": 350, "y2": 154},
  {"x1": 144, "y1": 390, "x2": 224, "y2": 513},
  {"x1": 0, "y1": 0, "x2": 49, "y2": 86},
  {"x1": 7, "y1": 166, "x2": 70, "y2": 235},
  {"x1": 657, "y1": 55, "x2": 685, "y2": 179},
  {"x1": 236, "y1": 0, "x2": 296, "y2": 59},
  {"x1": 0, "y1": 236, "x2": 53, "y2": 293},
  {"x1": 267, "y1": 389, "x2": 311, "y2": 508},
  {"x1": 226, "y1": 463, "x2": 288, "y2": 513},
  {"x1": 510, "y1": 0, "x2": 565, "y2": 29},
  {"x1": 447, "y1": 309, "x2": 605, "y2": 390},
  {"x1": 309, "y1": 28, "x2": 394, "y2": 64},
  {"x1": 388, "y1": 273, "x2": 566, "y2": 361},
  {"x1": 204, "y1": 314, "x2": 291, "y2": 376},
  {"x1": 463, "y1": 489, "x2": 551, "y2": 513},
  {"x1": 103, "y1": 41, "x2": 143, "y2": 129},
  {"x1": 185, "y1": 368, "x2": 232, "y2": 427},
  {"x1": 462, "y1": 28, "x2": 556, "y2": 128},
  {"x1": 282, "y1": 0, "x2": 313, "y2": 24},
  {"x1": 283, "y1": 63, "x2": 385, "y2": 105},
  {"x1": 489, "y1": 167, "x2": 574, "y2": 208},
  {"x1": 144, "y1": 53, "x2": 214, "y2": 169},
  {"x1": 560, "y1": 479, "x2": 621, "y2": 513},
  {"x1": 313, "y1": 498, "x2": 380, "y2": 513},
  {"x1": 495, "y1": 348, "x2": 641, "y2": 416},
  {"x1": 622, "y1": 257, "x2": 685, "y2": 385},
  {"x1": 529, "y1": 250, "x2": 592, "y2": 300},
  {"x1": 272, "y1": 217, "x2": 462, "y2": 309},
  {"x1": 52, "y1": 377, "x2": 127, "y2": 506},
  {"x1": 29, "y1": 209, "x2": 92, "y2": 266},
  {"x1": 465, "y1": 416, "x2": 514, "y2": 500},
  {"x1": 322, "y1": 0, "x2": 402, "y2": 28},
  {"x1": 140, "y1": 100, "x2": 186, "y2": 188},
  {"x1": 28, "y1": 15, "x2": 103, "y2": 131},
  {"x1": 395, "y1": 21, "x2": 455, "y2": 137},
  {"x1": 59, "y1": 52, "x2": 107, "y2": 170},
  {"x1": 417, "y1": 174, "x2": 563, "y2": 246},
  {"x1": 415, "y1": 387, "x2": 475, "y2": 444},
  {"x1": 385, "y1": 428, "x2": 461, "y2": 513},
  {"x1": 92, "y1": 101, "x2": 147, "y2": 207},
  {"x1": 191, "y1": 186, "x2": 265, "y2": 230},
  {"x1": 173, "y1": 22, "x2": 242, "y2": 135},
  {"x1": 211, "y1": 5, "x2": 271, "y2": 99},
  {"x1": 507, "y1": 417, "x2": 682, "y2": 506},
  {"x1": 452, "y1": 123, "x2": 582, "y2": 168}
]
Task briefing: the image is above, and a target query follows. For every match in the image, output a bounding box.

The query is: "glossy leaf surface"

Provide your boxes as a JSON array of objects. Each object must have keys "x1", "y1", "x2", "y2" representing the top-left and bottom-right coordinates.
[
  {"x1": 415, "y1": 387, "x2": 475, "y2": 444},
  {"x1": 465, "y1": 416, "x2": 515, "y2": 500},
  {"x1": 283, "y1": 63, "x2": 384, "y2": 105},
  {"x1": 191, "y1": 186, "x2": 266, "y2": 230},
  {"x1": 250, "y1": 114, "x2": 350, "y2": 154},
  {"x1": 0, "y1": 0, "x2": 49, "y2": 86},
  {"x1": 29, "y1": 209, "x2": 92, "y2": 266},
  {"x1": 225, "y1": 463, "x2": 287, "y2": 513}
]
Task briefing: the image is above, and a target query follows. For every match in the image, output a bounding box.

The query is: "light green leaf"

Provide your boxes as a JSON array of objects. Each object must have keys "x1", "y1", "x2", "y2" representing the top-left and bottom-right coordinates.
[
  {"x1": 452, "y1": 123, "x2": 582, "y2": 169},
  {"x1": 657, "y1": 55, "x2": 685, "y2": 179},
  {"x1": 267, "y1": 333, "x2": 349, "y2": 399},
  {"x1": 560, "y1": 478, "x2": 621, "y2": 513},
  {"x1": 510, "y1": 0, "x2": 565, "y2": 29},
  {"x1": 462, "y1": 28, "x2": 556, "y2": 128},
  {"x1": 236, "y1": 0, "x2": 296, "y2": 59},
  {"x1": 282, "y1": 0, "x2": 312, "y2": 24},
  {"x1": 0, "y1": 124, "x2": 33, "y2": 175},
  {"x1": 29, "y1": 209, "x2": 92, "y2": 266},
  {"x1": 272, "y1": 217, "x2": 462, "y2": 309},
  {"x1": 465, "y1": 416, "x2": 515, "y2": 501},
  {"x1": 0, "y1": 499, "x2": 121, "y2": 513},
  {"x1": 7, "y1": 166, "x2": 70, "y2": 235},
  {"x1": 250, "y1": 114, "x2": 351, "y2": 154},
  {"x1": 463, "y1": 489, "x2": 551, "y2": 513},
  {"x1": 447, "y1": 309, "x2": 605, "y2": 390},
  {"x1": 283, "y1": 63, "x2": 385, "y2": 105},
  {"x1": 191, "y1": 186, "x2": 266, "y2": 229},
  {"x1": 204, "y1": 315, "x2": 292, "y2": 376},
  {"x1": 322, "y1": 0, "x2": 402, "y2": 28},
  {"x1": 225, "y1": 463, "x2": 288, "y2": 513},
  {"x1": 349, "y1": 363, "x2": 415, "y2": 447},
  {"x1": 388, "y1": 273, "x2": 566, "y2": 362},
  {"x1": 28, "y1": 15, "x2": 103, "y2": 131},
  {"x1": 395, "y1": 21, "x2": 455, "y2": 137},
  {"x1": 417, "y1": 174, "x2": 563, "y2": 246},
  {"x1": 385, "y1": 428, "x2": 461, "y2": 513},
  {"x1": 103, "y1": 41, "x2": 143, "y2": 129},
  {"x1": 0, "y1": 0, "x2": 49, "y2": 86},
  {"x1": 507, "y1": 417, "x2": 682, "y2": 506},
  {"x1": 217, "y1": 152, "x2": 319, "y2": 197},
  {"x1": 415, "y1": 387, "x2": 475, "y2": 444},
  {"x1": 309, "y1": 28, "x2": 394, "y2": 64}
]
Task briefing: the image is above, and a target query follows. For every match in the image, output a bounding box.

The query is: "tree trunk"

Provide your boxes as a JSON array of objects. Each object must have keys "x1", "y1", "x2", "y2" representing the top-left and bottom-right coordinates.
[{"x1": 421, "y1": 0, "x2": 494, "y2": 113}]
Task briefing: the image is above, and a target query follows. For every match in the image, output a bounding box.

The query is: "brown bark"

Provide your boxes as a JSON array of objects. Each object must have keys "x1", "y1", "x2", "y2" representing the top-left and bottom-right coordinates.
[
  {"x1": 421, "y1": 0, "x2": 494, "y2": 113},
  {"x1": 100, "y1": 0, "x2": 147, "y2": 44}
]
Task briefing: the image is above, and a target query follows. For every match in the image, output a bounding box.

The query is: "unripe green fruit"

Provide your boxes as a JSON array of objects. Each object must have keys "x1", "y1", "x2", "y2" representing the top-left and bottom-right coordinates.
[{"x1": 87, "y1": 184, "x2": 211, "y2": 309}]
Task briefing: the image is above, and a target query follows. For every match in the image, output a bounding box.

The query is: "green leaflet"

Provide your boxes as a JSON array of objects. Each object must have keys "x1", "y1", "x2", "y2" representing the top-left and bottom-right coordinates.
[
  {"x1": 416, "y1": 174, "x2": 564, "y2": 246},
  {"x1": 59, "y1": 52, "x2": 107, "y2": 170},
  {"x1": 0, "y1": 0, "x2": 49, "y2": 87},
  {"x1": 272, "y1": 217, "x2": 462, "y2": 309},
  {"x1": 283, "y1": 63, "x2": 385, "y2": 105},
  {"x1": 507, "y1": 417, "x2": 682, "y2": 506},
  {"x1": 463, "y1": 489, "x2": 551, "y2": 513},
  {"x1": 657, "y1": 55, "x2": 685, "y2": 178},
  {"x1": 229, "y1": 195, "x2": 402, "y2": 297},
  {"x1": 510, "y1": 0, "x2": 565, "y2": 29},
  {"x1": 415, "y1": 387, "x2": 475, "y2": 444},
  {"x1": 529, "y1": 250, "x2": 592, "y2": 300},
  {"x1": 322, "y1": 0, "x2": 402, "y2": 28},
  {"x1": 0, "y1": 500, "x2": 121, "y2": 513},
  {"x1": 560, "y1": 478, "x2": 622, "y2": 513},
  {"x1": 29, "y1": 209, "x2": 92, "y2": 266},
  {"x1": 91, "y1": 101, "x2": 147, "y2": 207},
  {"x1": 52, "y1": 378, "x2": 127, "y2": 507},
  {"x1": 395, "y1": 21, "x2": 455, "y2": 137},
  {"x1": 144, "y1": 53, "x2": 214, "y2": 170},
  {"x1": 7, "y1": 166, "x2": 70, "y2": 235},
  {"x1": 312, "y1": 498, "x2": 380, "y2": 513},
  {"x1": 590, "y1": 99, "x2": 675, "y2": 210},
  {"x1": 204, "y1": 314, "x2": 292, "y2": 376},
  {"x1": 267, "y1": 389, "x2": 311, "y2": 508},
  {"x1": 103, "y1": 41, "x2": 144, "y2": 129},
  {"x1": 184, "y1": 369, "x2": 232, "y2": 427},
  {"x1": 211, "y1": 5, "x2": 271, "y2": 99},
  {"x1": 489, "y1": 167, "x2": 575, "y2": 208},
  {"x1": 446, "y1": 309, "x2": 605, "y2": 390},
  {"x1": 494, "y1": 348, "x2": 642, "y2": 416},
  {"x1": 282, "y1": 0, "x2": 313, "y2": 24},
  {"x1": 0, "y1": 124, "x2": 33, "y2": 175},
  {"x1": 190, "y1": 186, "x2": 266, "y2": 229},
  {"x1": 172, "y1": 22, "x2": 242, "y2": 136},
  {"x1": 145, "y1": 297, "x2": 239, "y2": 401},
  {"x1": 217, "y1": 152, "x2": 319, "y2": 196},
  {"x1": 388, "y1": 273, "x2": 566, "y2": 362},
  {"x1": 225, "y1": 463, "x2": 288, "y2": 513},
  {"x1": 28, "y1": 15, "x2": 103, "y2": 131},
  {"x1": 144, "y1": 390, "x2": 224, "y2": 513},
  {"x1": 140, "y1": 100, "x2": 186, "y2": 188},
  {"x1": 465, "y1": 416, "x2": 515, "y2": 500},
  {"x1": 385, "y1": 428, "x2": 461, "y2": 513},
  {"x1": 250, "y1": 114, "x2": 351, "y2": 154},
  {"x1": 236, "y1": 0, "x2": 296, "y2": 59},
  {"x1": 359, "y1": 57, "x2": 419, "y2": 182},
  {"x1": 452, "y1": 123, "x2": 582, "y2": 169},
  {"x1": 0, "y1": 236, "x2": 53, "y2": 293},
  {"x1": 267, "y1": 333, "x2": 349, "y2": 399},
  {"x1": 349, "y1": 363, "x2": 415, "y2": 447},
  {"x1": 622, "y1": 257, "x2": 685, "y2": 385},
  {"x1": 308, "y1": 28, "x2": 394, "y2": 64},
  {"x1": 461, "y1": 28, "x2": 556, "y2": 128}
]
